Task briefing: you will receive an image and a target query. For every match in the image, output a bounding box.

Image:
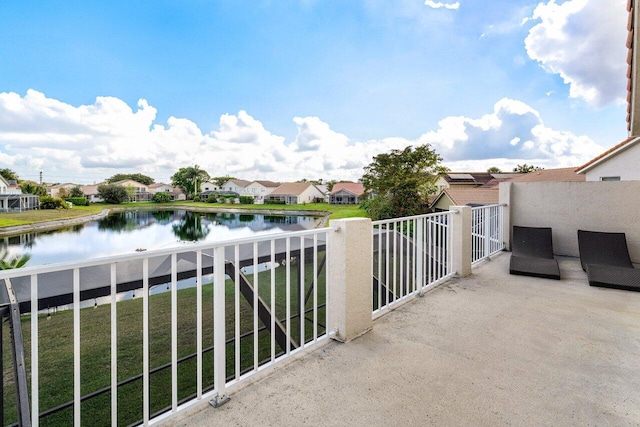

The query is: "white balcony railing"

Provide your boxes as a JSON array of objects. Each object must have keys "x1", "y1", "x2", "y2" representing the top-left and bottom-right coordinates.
[
  {"x1": 0, "y1": 227, "x2": 332, "y2": 426},
  {"x1": 372, "y1": 212, "x2": 454, "y2": 318},
  {"x1": 471, "y1": 204, "x2": 505, "y2": 264}
]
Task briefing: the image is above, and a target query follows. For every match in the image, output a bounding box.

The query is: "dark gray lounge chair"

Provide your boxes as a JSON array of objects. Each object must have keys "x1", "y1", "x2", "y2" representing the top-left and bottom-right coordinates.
[
  {"x1": 509, "y1": 226, "x2": 560, "y2": 280},
  {"x1": 577, "y1": 230, "x2": 640, "y2": 292}
]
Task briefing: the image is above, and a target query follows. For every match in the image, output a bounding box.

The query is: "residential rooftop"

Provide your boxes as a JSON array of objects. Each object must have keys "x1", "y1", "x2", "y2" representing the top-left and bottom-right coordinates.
[{"x1": 170, "y1": 254, "x2": 640, "y2": 426}]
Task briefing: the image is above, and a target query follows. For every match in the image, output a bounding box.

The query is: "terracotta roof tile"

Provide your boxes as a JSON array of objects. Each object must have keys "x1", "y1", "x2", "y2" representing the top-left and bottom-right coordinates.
[{"x1": 508, "y1": 167, "x2": 585, "y2": 182}]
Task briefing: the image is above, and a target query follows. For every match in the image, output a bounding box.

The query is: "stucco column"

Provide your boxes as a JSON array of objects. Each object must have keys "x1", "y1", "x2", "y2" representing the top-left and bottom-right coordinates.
[
  {"x1": 328, "y1": 218, "x2": 373, "y2": 342},
  {"x1": 450, "y1": 206, "x2": 472, "y2": 277}
]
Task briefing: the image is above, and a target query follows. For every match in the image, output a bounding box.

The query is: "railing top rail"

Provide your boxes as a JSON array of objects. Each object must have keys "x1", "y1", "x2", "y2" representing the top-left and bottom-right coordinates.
[
  {"x1": 372, "y1": 211, "x2": 453, "y2": 226},
  {"x1": 0, "y1": 225, "x2": 338, "y2": 279},
  {"x1": 470, "y1": 203, "x2": 507, "y2": 211}
]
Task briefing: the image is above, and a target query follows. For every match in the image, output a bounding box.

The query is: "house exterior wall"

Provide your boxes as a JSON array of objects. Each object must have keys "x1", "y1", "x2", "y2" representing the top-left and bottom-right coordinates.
[
  {"x1": 299, "y1": 185, "x2": 324, "y2": 203},
  {"x1": 329, "y1": 190, "x2": 359, "y2": 205},
  {"x1": 200, "y1": 182, "x2": 219, "y2": 192},
  {"x1": 431, "y1": 194, "x2": 455, "y2": 212},
  {"x1": 584, "y1": 142, "x2": 640, "y2": 181},
  {"x1": 222, "y1": 180, "x2": 250, "y2": 196},
  {"x1": 500, "y1": 181, "x2": 640, "y2": 264}
]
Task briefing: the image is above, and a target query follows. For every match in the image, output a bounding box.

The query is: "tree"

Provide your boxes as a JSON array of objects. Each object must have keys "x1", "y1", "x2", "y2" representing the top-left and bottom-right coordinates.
[
  {"x1": 361, "y1": 144, "x2": 448, "y2": 220},
  {"x1": 513, "y1": 164, "x2": 543, "y2": 173},
  {"x1": 97, "y1": 184, "x2": 129, "y2": 204},
  {"x1": 0, "y1": 249, "x2": 31, "y2": 270},
  {"x1": 124, "y1": 184, "x2": 136, "y2": 202},
  {"x1": 211, "y1": 176, "x2": 235, "y2": 187},
  {"x1": 20, "y1": 181, "x2": 47, "y2": 196},
  {"x1": 0, "y1": 168, "x2": 19, "y2": 181},
  {"x1": 106, "y1": 173, "x2": 155, "y2": 185},
  {"x1": 57, "y1": 187, "x2": 70, "y2": 199},
  {"x1": 70, "y1": 186, "x2": 84, "y2": 197},
  {"x1": 487, "y1": 166, "x2": 502, "y2": 173},
  {"x1": 171, "y1": 165, "x2": 211, "y2": 199}
]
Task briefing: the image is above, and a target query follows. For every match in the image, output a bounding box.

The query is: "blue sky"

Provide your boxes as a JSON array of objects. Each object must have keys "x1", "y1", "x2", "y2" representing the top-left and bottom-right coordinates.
[{"x1": 0, "y1": 0, "x2": 629, "y2": 183}]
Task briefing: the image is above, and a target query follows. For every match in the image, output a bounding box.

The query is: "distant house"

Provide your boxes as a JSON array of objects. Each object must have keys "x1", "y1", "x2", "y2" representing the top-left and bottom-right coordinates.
[
  {"x1": 222, "y1": 179, "x2": 252, "y2": 196},
  {"x1": 246, "y1": 180, "x2": 280, "y2": 204},
  {"x1": 429, "y1": 188, "x2": 499, "y2": 212},
  {"x1": 0, "y1": 176, "x2": 39, "y2": 212},
  {"x1": 149, "y1": 183, "x2": 186, "y2": 201},
  {"x1": 47, "y1": 182, "x2": 78, "y2": 198},
  {"x1": 435, "y1": 172, "x2": 520, "y2": 192},
  {"x1": 200, "y1": 182, "x2": 220, "y2": 192},
  {"x1": 330, "y1": 182, "x2": 365, "y2": 205},
  {"x1": 508, "y1": 167, "x2": 585, "y2": 183},
  {"x1": 575, "y1": 137, "x2": 640, "y2": 181},
  {"x1": 265, "y1": 182, "x2": 325, "y2": 205},
  {"x1": 110, "y1": 179, "x2": 152, "y2": 202}
]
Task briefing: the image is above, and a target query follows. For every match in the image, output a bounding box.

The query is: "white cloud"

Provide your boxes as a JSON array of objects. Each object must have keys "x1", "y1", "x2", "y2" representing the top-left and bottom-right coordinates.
[
  {"x1": 424, "y1": 0, "x2": 460, "y2": 10},
  {"x1": 0, "y1": 90, "x2": 606, "y2": 184},
  {"x1": 524, "y1": 0, "x2": 627, "y2": 107},
  {"x1": 418, "y1": 97, "x2": 603, "y2": 168}
]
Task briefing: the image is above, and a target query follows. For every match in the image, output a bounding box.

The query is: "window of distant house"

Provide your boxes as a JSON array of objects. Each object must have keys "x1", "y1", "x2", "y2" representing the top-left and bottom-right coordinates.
[{"x1": 600, "y1": 176, "x2": 620, "y2": 181}]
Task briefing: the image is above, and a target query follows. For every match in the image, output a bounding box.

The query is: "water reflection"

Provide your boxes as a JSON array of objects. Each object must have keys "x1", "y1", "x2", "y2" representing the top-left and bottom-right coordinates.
[{"x1": 1, "y1": 209, "x2": 321, "y2": 267}]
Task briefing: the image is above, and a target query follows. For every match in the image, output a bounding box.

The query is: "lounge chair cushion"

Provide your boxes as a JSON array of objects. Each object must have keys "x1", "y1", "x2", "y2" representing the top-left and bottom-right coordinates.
[
  {"x1": 586, "y1": 264, "x2": 640, "y2": 292},
  {"x1": 512, "y1": 226, "x2": 554, "y2": 259},
  {"x1": 577, "y1": 230, "x2": 633, "y2": 272},
  {"x1": 510, "y1": 255, "x2": 561, "y2": 280}
]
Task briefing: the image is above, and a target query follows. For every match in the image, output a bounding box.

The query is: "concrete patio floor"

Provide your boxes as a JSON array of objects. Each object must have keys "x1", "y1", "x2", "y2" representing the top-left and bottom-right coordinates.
[{"x1": 168, "y1": 253, "x2": 640, "y2": 426}]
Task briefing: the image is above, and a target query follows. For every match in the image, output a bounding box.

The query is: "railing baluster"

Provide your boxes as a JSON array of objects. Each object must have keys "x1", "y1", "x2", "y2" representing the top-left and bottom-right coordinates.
[
  {"x1": 142, "y1": 258, "x2": 149, "y2": 425},
  {"x1": 110, "y1": 264, "x2": 117, "y2": 427},
  {"x1": 73, "y1": 268, "x2": 80, "y2": 427},
  {"x1": 31, "y1": 274, "x2": 38, "y2": 427},
  {"x1": 270, "y1": 240, "x2": 276, "y2": 362},
  {"x1": 253, "y1": 242, "x2": 258, "y2": 370},
  {"x1": 234, "y1": 245, "x2": 240, "y2": 379},
  {"x1": 285, "y1": 238, "x2": 291, "y2": 356},
  {"x1": 196, "y1": 250, "x2": 203, "y2": 399},
  {"x1": 171, "y1": 254, "x2": 178, "y2": 412}
]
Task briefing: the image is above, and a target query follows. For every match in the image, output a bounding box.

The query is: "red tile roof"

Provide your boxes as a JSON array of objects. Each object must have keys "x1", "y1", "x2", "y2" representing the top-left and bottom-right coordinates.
[{"x1": 430, "y1": 188, "x2": 498, "y2": 207}]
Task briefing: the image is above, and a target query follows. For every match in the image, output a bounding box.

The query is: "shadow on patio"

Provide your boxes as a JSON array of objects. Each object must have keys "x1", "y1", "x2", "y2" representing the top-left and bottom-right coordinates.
[{"x1": 169, "y1": 253, "x2": 640, "y2": 426}]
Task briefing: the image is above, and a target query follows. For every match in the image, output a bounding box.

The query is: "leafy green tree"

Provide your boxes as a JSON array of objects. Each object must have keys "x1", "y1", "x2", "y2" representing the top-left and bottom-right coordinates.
[
  {"x1": 513, "y1": 164, "x2": 543, "y2": 173},
  {"x1": 211, "y1": 176, "x2": 235, "y2": 187},
  {"x1": 57, "y1": 187, "x2": 70, "y2": 199},
  {"x1": 152, "y1": 192, "x2": 172, "y2": 203},
  {"x1": 0, "y1": 168, "x2": 19, "y2": 181},
  {"x1": 124, "y1": 184, "x2": 136, "y2": 202},
  {"x1": 97, "y1": 184, "x2": 129, "y2": 204},
  {"x1": 361, "y1": 144, "x2": 448, "y2": 220},
  {"x1": 487, "y1": 166, "x2": 502, "y2": 173},
  {"x1": 106, "y1": 173, "x2": 155, "y2": 185},
  {"x1": 171, "y1": 165, "x2": 210, "y2": 199},
  {"x1": 70, "y1": 186, "x2": 84, "y2": 197},
  {"x1": 20, "y1": 181, "x2": 47, "y2": 196}
]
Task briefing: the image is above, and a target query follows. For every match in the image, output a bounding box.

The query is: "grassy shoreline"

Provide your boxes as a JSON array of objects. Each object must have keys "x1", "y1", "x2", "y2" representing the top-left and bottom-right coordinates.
[{"x1": 0, "y1": 201, "x2": 368, "y2": 231}]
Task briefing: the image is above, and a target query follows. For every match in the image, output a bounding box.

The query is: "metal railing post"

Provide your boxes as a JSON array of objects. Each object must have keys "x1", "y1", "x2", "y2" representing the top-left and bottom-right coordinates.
[
  {"x1": 210, "y1": 246, "x2": 230, "y2": 407},
  {"x1": 483, "y1": 207, "x2": 490, "y2": 259},
  {"x1": 416, "y1": 218, "x2": 424, "y2": 295}
]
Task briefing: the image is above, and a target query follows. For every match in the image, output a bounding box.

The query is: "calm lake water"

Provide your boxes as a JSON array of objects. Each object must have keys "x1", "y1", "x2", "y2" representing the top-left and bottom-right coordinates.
[{"x1": 2, "y1": 210, "x2": 323, "y2": 267}]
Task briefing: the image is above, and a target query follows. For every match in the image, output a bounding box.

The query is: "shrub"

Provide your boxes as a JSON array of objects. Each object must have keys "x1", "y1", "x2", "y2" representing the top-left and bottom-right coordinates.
[
  {"x1": 97, "y1": 184, "x2": 129, "y2": 204},
  {"x1": 207, "y1": 194, "x2": 218, "y2": 203},
  {"x1": 192, "y1": 196, "x2": 201, "y2": 202},
  {"x1": 266, "y1": 200, "x2": 286, "y2": 205},
  {"x1": 152, "y1": 192, "x2": 172, "y2": 203},
  {"x1": 65, "y1": 197, "x2": 89, "y2": 206},
  {"x1": 239, "y1": 196, "x2": 254, "y2": 204},
  {"x1": 40, "y1": 196, "x2": 68, "y2": 210}
]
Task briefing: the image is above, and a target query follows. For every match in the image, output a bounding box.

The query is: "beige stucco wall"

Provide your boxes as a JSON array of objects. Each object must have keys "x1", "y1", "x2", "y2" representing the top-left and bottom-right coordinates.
[
  {"x1": 432, "y1": 194, "x2": 454, "y2": 211},
  {"x1": 500, "y1": 181, "x2": 640, "y2": 263},
  {"x1": 585, "y1": 142, "x2": 640, "y2": 181}
]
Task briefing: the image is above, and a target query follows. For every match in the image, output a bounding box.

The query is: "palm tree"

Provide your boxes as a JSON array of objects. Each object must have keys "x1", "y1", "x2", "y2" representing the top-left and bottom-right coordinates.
[{"x1": 0, "y1": 248, "x2": 31, "y2": 270}]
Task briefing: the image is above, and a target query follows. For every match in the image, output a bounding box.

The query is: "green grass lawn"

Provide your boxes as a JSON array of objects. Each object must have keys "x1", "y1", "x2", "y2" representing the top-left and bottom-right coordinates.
[
  {"x1": 3, "y1": 255, "x2": 326, "y2": 426},
  {"x1": 0, "y1": 201, "x2": 367, "y2": 229}
]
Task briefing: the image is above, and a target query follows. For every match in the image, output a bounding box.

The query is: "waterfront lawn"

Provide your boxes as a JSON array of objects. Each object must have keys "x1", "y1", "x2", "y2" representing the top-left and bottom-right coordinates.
[
  {"x1": 2, "y1": 255, "x2": 326, "y2": 426},
  {"x1": 0, "y1": 201, "x2": 366, "y2": 228}
]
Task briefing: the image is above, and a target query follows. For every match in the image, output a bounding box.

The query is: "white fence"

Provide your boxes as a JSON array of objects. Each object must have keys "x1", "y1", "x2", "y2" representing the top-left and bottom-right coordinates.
[
  {"x1": 0, "y1": 227, "x2": 331, "y2": 426},
  {"x1": 372, "y1": 212, "x2": 454, "y2": 318},
  {"x1": 471, "y1": 204, "x2": 505, "y2": 264}
]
